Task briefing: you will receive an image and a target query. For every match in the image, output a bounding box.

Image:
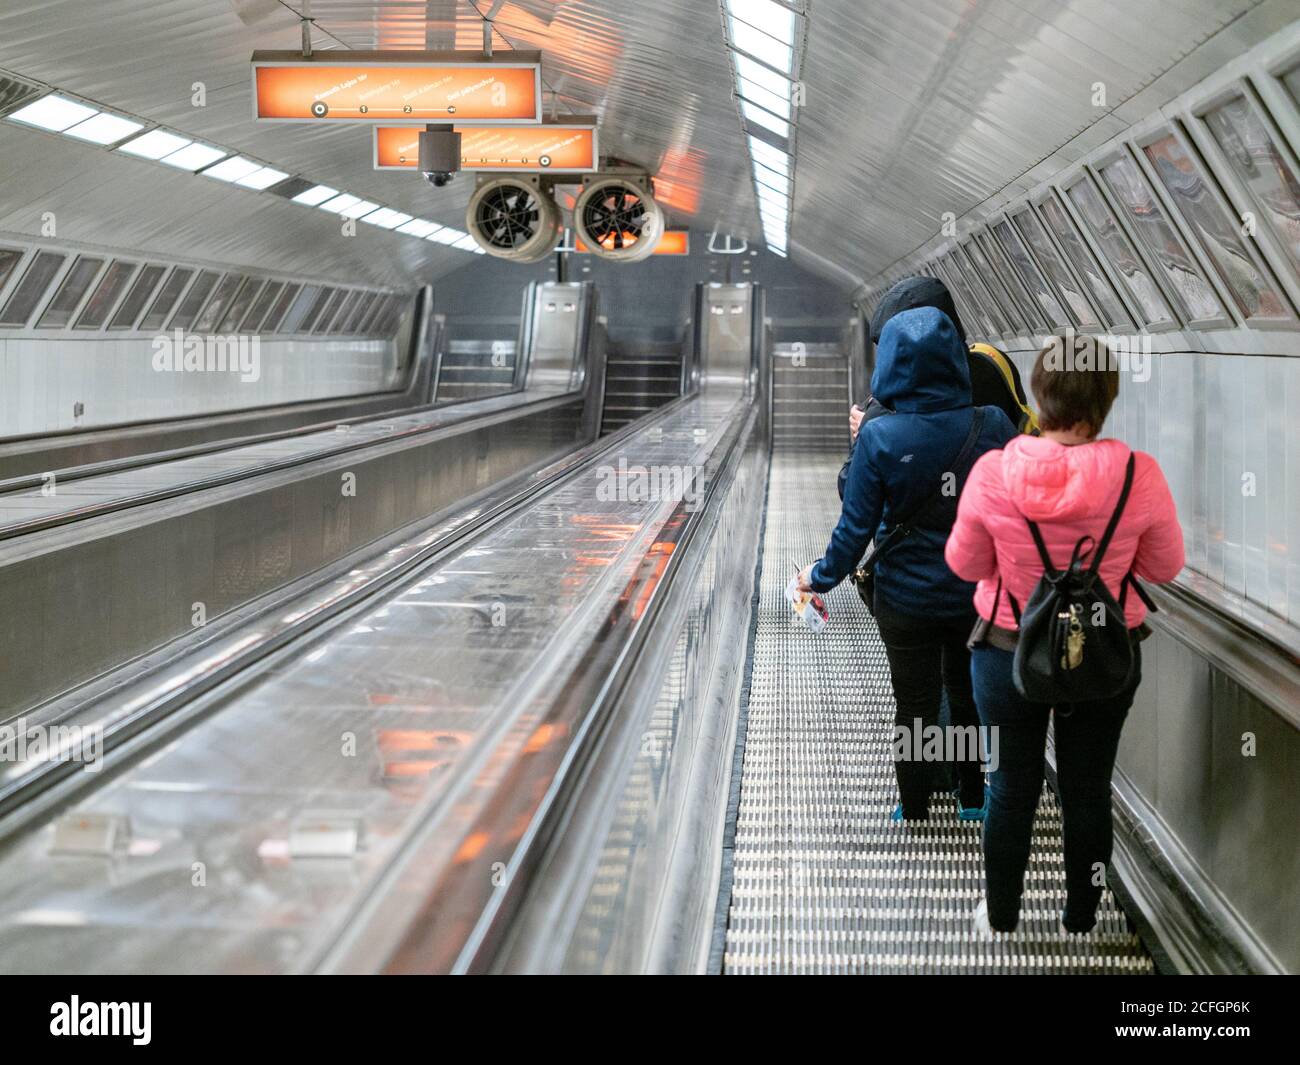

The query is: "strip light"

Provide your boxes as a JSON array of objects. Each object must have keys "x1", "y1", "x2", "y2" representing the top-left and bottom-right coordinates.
[
  {"x1": 4, "y1": 86, "x2": 479, "y2": 255},
  {"x1": 722, "y1": 0, "x2": 802, "y2": 256}
]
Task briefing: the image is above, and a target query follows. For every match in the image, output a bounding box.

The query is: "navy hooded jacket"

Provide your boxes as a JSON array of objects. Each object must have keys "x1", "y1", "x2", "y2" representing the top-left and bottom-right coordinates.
[{"x1": 810, "y1": 306, "x2": 1016, "y2": 616}]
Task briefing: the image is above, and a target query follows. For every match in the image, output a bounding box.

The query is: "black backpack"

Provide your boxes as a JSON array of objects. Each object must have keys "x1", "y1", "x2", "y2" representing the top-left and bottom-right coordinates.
[{"x1": 1001, "y1": 453, "x2": 1155, "y2": 703}]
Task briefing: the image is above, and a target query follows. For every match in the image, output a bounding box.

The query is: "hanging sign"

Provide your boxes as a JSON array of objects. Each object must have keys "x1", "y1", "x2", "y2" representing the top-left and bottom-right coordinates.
[
  {"x1": 251, "y1": 50, "x2": 543, "y2": 124},
  {"x1": 373, "y1": 118, "x2": 597, "y2": 172}
]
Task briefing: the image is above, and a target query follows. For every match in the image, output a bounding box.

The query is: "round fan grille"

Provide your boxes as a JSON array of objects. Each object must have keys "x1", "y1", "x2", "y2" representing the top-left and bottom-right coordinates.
[
  {"x1": 474, "y1": 183, "x2": 546, "y2": 251},
  {"x1": 580, "y1": 184, "x2": 654, "y2": 252}
]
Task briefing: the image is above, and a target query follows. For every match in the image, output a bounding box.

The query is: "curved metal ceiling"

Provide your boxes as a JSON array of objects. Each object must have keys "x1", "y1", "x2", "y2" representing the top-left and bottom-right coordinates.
[{"x1": 0, "y1": 0, "x2": 1272, "y2": 290}]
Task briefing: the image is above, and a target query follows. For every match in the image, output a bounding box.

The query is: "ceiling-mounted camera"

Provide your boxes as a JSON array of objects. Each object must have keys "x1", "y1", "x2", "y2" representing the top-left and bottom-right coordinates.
[{"x1": 418, "y1": 126, "x2": 462, "y2": 188}]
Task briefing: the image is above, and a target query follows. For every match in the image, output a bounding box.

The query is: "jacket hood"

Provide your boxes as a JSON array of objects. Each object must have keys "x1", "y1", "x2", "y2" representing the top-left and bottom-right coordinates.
[
  {"x1": 870, "y1": 306, "x2": 971, "y2": 413},
  {"x1": 999, "y1": 435, "x2": 1132, "y2": 522},
  {"x1": 868, "y1": 275, "x2": 966, "y2": 345}
]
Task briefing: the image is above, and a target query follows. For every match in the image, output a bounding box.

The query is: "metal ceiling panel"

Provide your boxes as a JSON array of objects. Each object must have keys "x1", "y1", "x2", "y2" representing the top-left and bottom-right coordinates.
[{"x1": 0, "y1": 0, "x2": 1274, "y2": 290}]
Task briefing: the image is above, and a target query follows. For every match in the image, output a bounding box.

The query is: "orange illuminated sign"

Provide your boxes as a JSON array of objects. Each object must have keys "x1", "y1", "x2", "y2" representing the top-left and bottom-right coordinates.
[
  {"x1": 374, "y1": 119, "x2": 597, "y2": 172},
  {"x1": 574, "y1": 231, "x2": 690, "y2": 256},
  {"x1": 251, "y1": 50, "x2": 541, "y2": 124}
]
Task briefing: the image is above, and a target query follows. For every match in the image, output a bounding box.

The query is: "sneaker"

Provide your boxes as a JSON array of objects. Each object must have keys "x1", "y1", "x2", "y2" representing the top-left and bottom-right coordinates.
[
  {"x1": 891, "y1": 803, "x2": 928, "y2": 822},
  {"x1": 973, "y1": 898, "x2": 997, "y2": 940},
  {"x1": 953, "y1": 788, "x2": 987, "y2": 822}
]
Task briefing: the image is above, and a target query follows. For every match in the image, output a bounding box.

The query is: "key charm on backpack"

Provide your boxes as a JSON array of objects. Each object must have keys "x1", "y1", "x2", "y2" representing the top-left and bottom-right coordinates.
[{"x1": 1062, "y1": 605, "x2": 1085, "y2": 670}]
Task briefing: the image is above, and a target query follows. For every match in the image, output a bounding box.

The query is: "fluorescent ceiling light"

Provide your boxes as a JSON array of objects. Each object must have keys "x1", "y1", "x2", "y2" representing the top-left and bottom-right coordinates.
[
  {"x1": 397, "y1": 219, "x2": 442, "y2": 237},
  {"x1": 748, "y1": 136, "x2": 789, "y2": 172},
  {"x1": 117, "y1": 128, "x2": 191, "y2": 160},
  {"x1": 738, "y1": 78, "x2": 790, "y2": 120},
  {"x1": 236, "y1": 166, "x2": 288, "y2": 189},
  {"x1": 159, "y1": 142, "x2": 226, "y2": 171},
  {"x1": 7, "y1": 94, "x2": 98, "y2": 132},
  {"x1": 202, "y1": 156, "x2": 262, "y2": 182},
  {"x1": 742, "y1": 100, "x2": 790, "y2": 138},
  {"x1": 753, "y1": 163, "x2": 788, "y2": 195},
  {"x1": 728, "y1": 0, "x2": 797, "y2": 42},
  {"x1": 338, "y1": 199, "x2": 379, "y2": 219},
  {"x1": 361, "y1": 207, "x2": 412, "y2": 229},
  {"x1": 728, "y1": 20, "x2": 793, "y2": 72},
  {"x1": 293, "y1": 184, "x2": 338, "y2": 206},
  {"x1": 63, "y1": 112, "x2": 143, "y2": 144},
  {"x1": 734, "y1": 54, "x2": 791, "y2": 97},
  {"x1": 319, "y1": 193, "x2": 361, "y2": 213}
]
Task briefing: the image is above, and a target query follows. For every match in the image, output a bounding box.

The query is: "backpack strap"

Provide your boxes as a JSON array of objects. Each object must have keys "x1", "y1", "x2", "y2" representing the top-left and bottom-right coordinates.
[
  {"x1": 1024, "y1": 518, "x2": 1057, "y2": 576},
  {"x1": 969, "y1": 343, "x2": 1040, "y2": 434},
  {"x1": 1089, "y1": 452, "x2": 1137, "y2": 577},
  {"x1": 1119, "y1": 572, "x2": 1158, "y2": 613}
]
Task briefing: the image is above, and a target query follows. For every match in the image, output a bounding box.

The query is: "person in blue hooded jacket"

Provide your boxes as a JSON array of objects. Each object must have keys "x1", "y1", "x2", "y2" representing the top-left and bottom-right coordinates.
[{"x1": 797, "y1": 306, "x2": 1017, "y2": 822}]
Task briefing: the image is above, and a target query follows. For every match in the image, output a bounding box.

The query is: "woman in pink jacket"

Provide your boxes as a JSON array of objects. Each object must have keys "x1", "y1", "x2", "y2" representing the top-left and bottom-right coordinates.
[{"x1": 944, "y1": 340, "x2": 1185, "y2": 937}]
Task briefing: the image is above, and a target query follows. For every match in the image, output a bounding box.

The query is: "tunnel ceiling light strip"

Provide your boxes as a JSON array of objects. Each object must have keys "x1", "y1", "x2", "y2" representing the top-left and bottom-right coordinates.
[
  {"x1": 731, "y1": 0, "x2": 798, "y2": 40},
  {"x1": 427, "y1": 227, "x2": 466, "y2": 246},
  {"x1": 116, "y1": 128, "x2": 191, "y2": 160},
  {"x1": 741, "y1": 100, "x2": 790, "y2": 138},
  {"x1": 292, "y1": 184, "x2": 338, "y2": 206},
  {"x1": 236, "y1": 165, "x2": 288, "y2": 190},
  {"x1": 4, "y1": 84, "x2": 481, "y2": 257},
  {"x1": 738, "y1": 78, "x2": 791, "y2": 119},
  {"x1": 728, "y1": 19, "x2": 793, "y2": 72},
  {"x1": 318, "y1": 192, "x2": 361, "y2": 213},
  {"x1": 338, "y1": 199, "x2": 380, "y2": 219},
  {"x1": 734, "y1": 53, "x2": 791, "y2": 96},
  {"x1": 158, "y1": 142, "x2": 228, "y2": 171},
  {"x1": 203, "y1": 156, "x2": 263, "y2": 183},
  {"x1": 63, "y1": 112, "x2": 144, "y2": 145},
  {"x1": 723, "y1": 1, "x2": 802, "y2": 255},
  {"x1": 396, "y1": 218, "x2": 442, "y2": 237},
  {"x1": 361, "y1": 207, "x2": 412, "y2": 229},
  {"x1": 6, "y1": 93, "x2": 97, "y2": 131}
]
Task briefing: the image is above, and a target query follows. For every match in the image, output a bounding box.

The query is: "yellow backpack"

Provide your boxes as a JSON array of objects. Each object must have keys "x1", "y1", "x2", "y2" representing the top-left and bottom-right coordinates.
[{"x1": 969, "y1": 342, "x2": 1040, "y2": 435}]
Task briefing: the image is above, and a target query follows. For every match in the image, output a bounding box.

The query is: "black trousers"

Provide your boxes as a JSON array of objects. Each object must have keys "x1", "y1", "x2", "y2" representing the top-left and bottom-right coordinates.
[{"x1": 874, "y1": 600, "x2": 984, "y2": 819}]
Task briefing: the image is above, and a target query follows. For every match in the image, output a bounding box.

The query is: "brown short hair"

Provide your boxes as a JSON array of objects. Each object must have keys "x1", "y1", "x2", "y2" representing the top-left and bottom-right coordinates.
[{"x1": 1030, "y1": 337, "x2": 1119, "y2": 436}]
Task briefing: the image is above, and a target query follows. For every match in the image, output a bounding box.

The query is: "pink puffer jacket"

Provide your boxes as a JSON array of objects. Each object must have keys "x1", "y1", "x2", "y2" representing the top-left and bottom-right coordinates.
[{"x1": 945, "y1": 436, "x2": 1185, "y2": 629}]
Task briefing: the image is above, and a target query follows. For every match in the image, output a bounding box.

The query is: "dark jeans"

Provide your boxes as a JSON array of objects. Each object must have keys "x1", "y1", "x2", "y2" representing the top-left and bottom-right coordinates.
[
  {"x1": 970, "y1": 644, "x2": 1140, "y2": 932},
  {"x1": 874, "y1": 601, "x2": 984, "y2": 819}
]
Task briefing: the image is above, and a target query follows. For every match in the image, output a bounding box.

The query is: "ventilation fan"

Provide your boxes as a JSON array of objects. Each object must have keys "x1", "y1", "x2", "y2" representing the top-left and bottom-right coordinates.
[
  {"x1": 573, "y1": 176, "x2": 665, "y2": 263},
  {"x1": 466, "y1": 176, "x2": 562, "y2": 263}
]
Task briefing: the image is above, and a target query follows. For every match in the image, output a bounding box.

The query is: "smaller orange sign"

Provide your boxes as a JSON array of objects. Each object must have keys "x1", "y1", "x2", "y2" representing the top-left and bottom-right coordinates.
[
  {"x1": 374, "y1": 120, "x2": 597, "y2": 172},
  {"x1": 574, "y1": 231, "x2": 690, "y2": 256},
  {"x1": 252, "y1": 50, "x2": 541, "y2": 124}
]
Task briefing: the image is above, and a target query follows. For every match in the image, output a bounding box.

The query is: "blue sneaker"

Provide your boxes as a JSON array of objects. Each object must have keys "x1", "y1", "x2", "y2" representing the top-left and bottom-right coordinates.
[{"x1": 953, "y1": 788, "x2": 987, "y2": 822}]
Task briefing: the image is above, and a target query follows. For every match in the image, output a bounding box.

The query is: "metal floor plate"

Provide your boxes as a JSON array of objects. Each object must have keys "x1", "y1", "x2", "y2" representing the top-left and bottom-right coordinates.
[{"x1": 722, "y1": 451, "x2": 1153, "y2": 974}]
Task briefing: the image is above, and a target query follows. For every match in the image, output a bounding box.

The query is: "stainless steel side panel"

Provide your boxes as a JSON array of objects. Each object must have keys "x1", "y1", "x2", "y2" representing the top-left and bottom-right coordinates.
[
  {"x1": 0, "y1": 393, "x2": 588, "y2": 721},
  {"x1": 0, "y1": 389, "x2": 746, "y2": 974}
]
